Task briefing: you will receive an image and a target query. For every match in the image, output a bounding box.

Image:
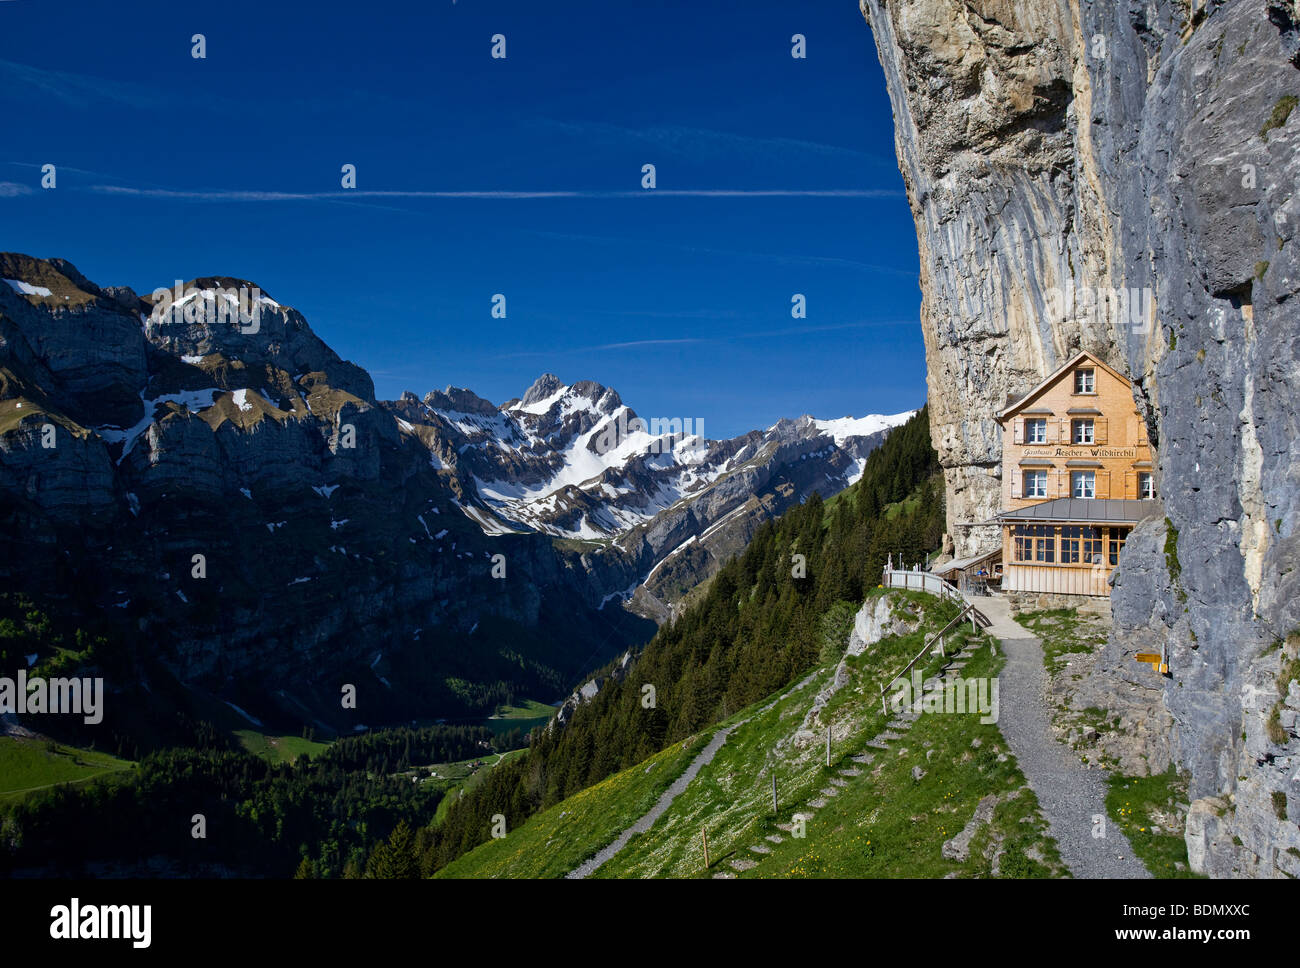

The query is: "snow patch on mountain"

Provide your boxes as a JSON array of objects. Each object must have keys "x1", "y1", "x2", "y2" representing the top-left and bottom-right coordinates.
[
  {"x1": 97, "y1": 388, "x2": 223, "y2": 460},
  {"x1": 512, "y1": 385, "x2": 567, "y2": 415},
  {"x1": 3, "y1": 279, "x2": 52, "y2": 297},
  {"x1": 813, "y1": 411, "x2": 916, "y2": 446}
]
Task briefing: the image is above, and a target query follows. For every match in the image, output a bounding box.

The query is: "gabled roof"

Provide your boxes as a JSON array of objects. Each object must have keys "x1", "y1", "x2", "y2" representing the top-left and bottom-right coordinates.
[{"x1": 997, "y1": 350, "x2": 1132, "y2": 423}]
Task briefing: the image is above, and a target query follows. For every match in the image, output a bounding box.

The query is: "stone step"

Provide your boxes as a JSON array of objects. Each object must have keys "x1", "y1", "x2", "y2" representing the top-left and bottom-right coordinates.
[
  {"x1": 820, "y1": 786, "x2": 840, "y2": 798},
  {"x1": 887, "y1": 719, "x2": 913, "y2": 730},
  {"x1": 766, "y1": 834, "x2": 785, "y2": 844},
  {"x1": 712, "y1": 872, "x2": 736, "y2": 879},
  {"x1": 829, "y1": 777, "x2": 848, "y2": 787},
  {"x1": 838, "y1": 768, "x2": 862, "y2": 777},
  {"x1": 851, "y1": 753, "x2": 874, "y2": 765},
  {"x1": 808, "y1": 797, "x2": 827, "y2": 808},
  {"x1": 729, "y1": 858, "x2": 758, "y2": 872},
  {"x1": 749, "y1": 844, "x2": 771, "y2": 855}
]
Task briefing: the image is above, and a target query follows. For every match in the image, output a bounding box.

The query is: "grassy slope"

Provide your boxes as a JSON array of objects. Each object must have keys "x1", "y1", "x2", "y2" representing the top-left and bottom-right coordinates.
[
  {"x1": 0, "y1": 737, "x2": 133, "y2": 802},
  {"x1": 1014, "y1": 608, "x2": 1103, "y2": 679},
  {"x1": 600, "y1": 591, "x2": 1065, "y2": 878},
  {"x1": 490, "y1": 699, "x2": 555, "y2": 720},
  {"x1": 480, "y1": 699, "x2": 554, "y2": 738},
  {"x1": 446, "y1": 590, "x2": 1068, "y2": 879},
  {"x1": 1107, "y1": 769, "x2": 1202, "y2": 879},
  {"x1": 435, "y1": 736, "x2": 706, "y2": 878},
  {"x1": 234, "y1": 730, "x2": 330, "y2": 765},
  {"x1": 429, "y1": 747, "x2": 543, "y2": 826}
]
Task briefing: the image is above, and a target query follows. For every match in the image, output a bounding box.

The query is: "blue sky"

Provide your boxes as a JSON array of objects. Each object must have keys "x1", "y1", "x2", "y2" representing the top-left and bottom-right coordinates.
[{"x1": 0, "y1": 0, "x2": 924, "y2": 438}]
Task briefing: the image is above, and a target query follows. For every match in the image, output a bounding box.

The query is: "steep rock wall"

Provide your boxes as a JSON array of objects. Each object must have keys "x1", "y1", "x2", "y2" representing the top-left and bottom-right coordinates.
[{"x1": 862, "y1": 0, "x2": 1300, "y2": 876}]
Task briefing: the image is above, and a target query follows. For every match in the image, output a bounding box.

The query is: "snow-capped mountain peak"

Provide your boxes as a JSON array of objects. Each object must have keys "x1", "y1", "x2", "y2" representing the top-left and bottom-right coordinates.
[{"x1": 401, "y1": 374, "x2": 915, "y2": 565}]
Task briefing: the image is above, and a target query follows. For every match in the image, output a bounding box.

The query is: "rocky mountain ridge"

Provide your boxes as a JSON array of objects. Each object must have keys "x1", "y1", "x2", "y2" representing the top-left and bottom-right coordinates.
[
  {"x1": 397, "y1": 370, "x2": 913, "y2": 617},
  {"x1": 0, "y1": 252, "x2": 911, "y2": 734}
]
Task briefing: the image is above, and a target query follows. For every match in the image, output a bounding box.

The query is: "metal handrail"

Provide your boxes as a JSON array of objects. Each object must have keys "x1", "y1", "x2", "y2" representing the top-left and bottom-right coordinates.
[
  {"x1": 878, "y1": 600, "x2": 991, "y2": 714},
  {"x1": 881, "y1": 568, "x2": 963, "y2": 604}
]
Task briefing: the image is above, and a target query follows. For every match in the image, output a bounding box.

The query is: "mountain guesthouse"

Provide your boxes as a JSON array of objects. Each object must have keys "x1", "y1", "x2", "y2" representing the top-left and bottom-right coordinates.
[{"x1": 990, "y1": 350, "x2": 1157, "y2": 598}]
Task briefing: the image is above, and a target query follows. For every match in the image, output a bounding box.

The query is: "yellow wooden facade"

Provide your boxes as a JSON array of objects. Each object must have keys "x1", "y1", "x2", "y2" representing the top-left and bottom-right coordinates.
[{"x1": 994, "y1": 351, "x2": 1156, "y2": 597}]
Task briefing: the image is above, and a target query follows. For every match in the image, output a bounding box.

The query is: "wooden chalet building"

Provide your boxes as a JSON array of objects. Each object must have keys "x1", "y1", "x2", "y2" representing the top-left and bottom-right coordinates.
[{"x1": 989, "y1": 350, "x2": 1157, "y2": 597}]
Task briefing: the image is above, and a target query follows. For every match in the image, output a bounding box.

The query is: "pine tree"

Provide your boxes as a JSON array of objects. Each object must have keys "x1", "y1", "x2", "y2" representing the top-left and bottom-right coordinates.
[{"x1": 365, "y1": 820, "x2": 419, "y2": 879}]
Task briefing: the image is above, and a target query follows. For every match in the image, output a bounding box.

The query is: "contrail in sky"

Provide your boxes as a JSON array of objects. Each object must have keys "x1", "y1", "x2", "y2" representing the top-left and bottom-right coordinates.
[{"x1": 88, "y1": 185, "x2": 901, "y2": 201}]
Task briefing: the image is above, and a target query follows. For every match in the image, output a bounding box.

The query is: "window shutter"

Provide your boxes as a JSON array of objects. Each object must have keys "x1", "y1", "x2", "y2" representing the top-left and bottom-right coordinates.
[
  {"x1": 1095, "y1": 469, "x2": 1111, "y2": 499},
  {"x1": 1095, "y1": 417, "x2": 1108, "y2": 445},
  {"x1": 1011, "y1": 473, "x2": 1022, "y2": 499},
  {"x1": 1052, "y1": 469, "x2": 1066, "y2": 498},
  {"x1": 1124, "y1": 470, "x2": 1136, "y2": 499},
  {"x1": 1057, "y1": 417, "x2": 1068, "y2": 443},
  {"x1": 1013, "y1": 419, "x2": 1024, "y2": 444}
]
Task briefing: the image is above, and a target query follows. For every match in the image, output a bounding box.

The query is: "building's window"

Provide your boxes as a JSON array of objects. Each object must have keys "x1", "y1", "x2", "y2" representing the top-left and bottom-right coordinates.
[
  {"x1": 1075, "y1": 368, "x2": 1095, "y2": 394},
  {"x1": 1108, "y1": 527, "x2": 1130, "y2": 566},
  {"x1": 1138, "y1": 472, "x2": 1156, "y2": 499},
  {"x1": 1013, "y1": 525, "x2": 1056, "y2": 563},
  {"x1": 1083, "y1": 527, "x2": 1103, "y2": 564},
  {"x1": 1023, "y1": 470, "x2": 1048, "y2": 498},
  {"x1": 1064, "y1": 526, "x2": 1104, "y2": 564},
  {"x1": 1013, "y1": 526, "x2": 1028, "y2": 562},
  {"x1": 1026, "y1": 418, "x2": 1047, "y2": 444},
  {"x1": 1072, "y1": 418, "x2": 1095, "y2": 444},
  {"x1": 1061, "y1": 525, "x2": 1081, "y2": 564},
  {"x1": 1035, "y1": 526, "x2": 1055, "y2": 563},
  {"x1": 1071, "y1": 470, "x2": 1096, "y2": 499}
]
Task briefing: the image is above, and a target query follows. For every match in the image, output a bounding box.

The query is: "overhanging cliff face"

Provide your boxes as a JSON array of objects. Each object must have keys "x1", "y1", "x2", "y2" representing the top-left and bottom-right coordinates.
[{"x1": 862, "y1": 0, "x2": 1300, "y2": 876}]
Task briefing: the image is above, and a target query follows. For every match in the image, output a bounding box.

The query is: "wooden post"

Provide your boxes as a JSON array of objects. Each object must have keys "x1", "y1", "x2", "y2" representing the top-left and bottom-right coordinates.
[
  {"x1": 771, "y1": 771, "x2": 778, "y2": 814},
  {"x1": 826, "y1": 726, "x2": 831, "y2": 767},
  {"x1": 702, "y1": 828, "x2": 709, "y2": 869}
]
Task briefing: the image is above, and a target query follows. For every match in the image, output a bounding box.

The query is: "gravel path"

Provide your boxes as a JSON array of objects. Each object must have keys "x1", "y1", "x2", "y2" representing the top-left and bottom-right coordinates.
[
  {"x1": 980, "y1": 595, "x2": 1150, "y2": 879},
  {"x1": 566, "y1": 722, "x2": 739, "y2": 879}
]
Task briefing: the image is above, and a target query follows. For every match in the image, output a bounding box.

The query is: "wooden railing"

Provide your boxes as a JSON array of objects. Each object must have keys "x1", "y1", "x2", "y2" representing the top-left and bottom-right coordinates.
[{"x1": 878, "y1": 600, "x2": 991, "y2": 714}]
